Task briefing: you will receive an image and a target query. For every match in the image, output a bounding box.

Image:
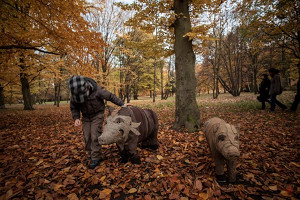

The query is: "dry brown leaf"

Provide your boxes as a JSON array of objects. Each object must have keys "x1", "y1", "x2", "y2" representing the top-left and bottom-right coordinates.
[
  {"x1": 67, "y1": 193, "x2": 79, "y2": 200},
  {"x1": 99, "y1": 175, "x2": 106, "y2": 182},
  {"x1": 214, "y1": 189, "x2": 221, "y2": 196},
  {"x1": 198, "y1": 136, "x2": 205, "y2": 142},
  {"x1": 290, "y1": 162, "x2": 300, "y2": 168},
  {"x1": 198, "y1": 192, "x2": 209, "y2": 200},
  {"x1": 157, "y1": 155, "x2": 163, "y2": 160},
  {"x1": 99, "y1": 189, "x2": 112, "y2": 199},
  {"x1": 197, "y1": 164, "x2": 205, "y2": 171},
  {"x1": 184, "y1": 159, "x2": 190, "y2": 164},
  {"x1": 169, "y1": 193, "x2": 180, "y2": 199},
  {"x1": 269, "y1": 185, "x2": 277, "y2": 191},
  {"x1": 280, "y1": 190, "x2": 289, "y2": 197},
  {"x1": 5, "y1": 189, "x2": 13, "y2": 199},
  {"x1": 83, "y1": 171, "x2": 91, "y2": 180},
  {"x1": 176, "y1": 184, "x2": 184, "y2": 191},
  {"x1": 128, "y1": 188, "x2": 137, "y2": 193},
  {"x1": 53, "y1": 184, "x2": 64, "y2": 191},
  {"x1": 180, "y1": 197, "x2": 189, "y2": 200},
  {"x1": 36, "y1": 159, "x2": 43, "y2": 166},
  {"x1": 194, "y1": 179, "x2": 203, "y2": 191}
]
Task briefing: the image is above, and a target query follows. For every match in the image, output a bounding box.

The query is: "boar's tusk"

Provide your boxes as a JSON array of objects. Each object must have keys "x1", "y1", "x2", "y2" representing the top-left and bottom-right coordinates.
[
  {"x1": 130, "y1": 127, "x2": 141, "y2": 136},
  {"x1": 130, "y1": 122, "x2": 141, "y2": 135},
  {"x1": 131, "y1": 122, "x2": 141, "y2": 129}
]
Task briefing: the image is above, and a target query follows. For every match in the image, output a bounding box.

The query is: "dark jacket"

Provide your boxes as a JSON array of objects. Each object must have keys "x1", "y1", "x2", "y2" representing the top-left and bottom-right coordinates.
[
  {"x1": 269, "y1": 74, "x2": 282, "y2": 95},
  {"x1": 70, "y1": 77, "x2": 124, "y2": 120},
  {"x1": 259, "y1": 78, "x2": 271, "y2": 100}
]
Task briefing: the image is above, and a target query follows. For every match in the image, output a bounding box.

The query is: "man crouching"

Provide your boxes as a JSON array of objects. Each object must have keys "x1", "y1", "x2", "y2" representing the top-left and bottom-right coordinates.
[{"x1": 69, "y1": 75, "x2": 126, "y2": 169}]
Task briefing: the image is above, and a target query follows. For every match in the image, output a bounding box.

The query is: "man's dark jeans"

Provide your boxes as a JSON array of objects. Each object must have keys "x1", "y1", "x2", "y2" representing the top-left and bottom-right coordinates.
[{"x1": 270, "y1": 94, "x2": 287, "y2": 111}]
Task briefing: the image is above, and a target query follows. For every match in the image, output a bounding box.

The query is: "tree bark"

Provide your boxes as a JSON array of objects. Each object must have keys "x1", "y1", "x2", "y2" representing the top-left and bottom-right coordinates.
[
  {"x1": 0, "y1": 84, "x2": 5, "y2": 109},
  {"x1": 125, "y1": 84, "x2": 131, "y2": 103},
  {"x1": 290, "y1": 62, "x2": 300, "y2": 111},
  {"x1": 55, "y1": 81, "x2": 61, "y2": 107},
  {"x1": 153, "y1": 59, "x2": 156, "y2": 102},
  {"x1": 173, "y1": 0, "x2": 200, "y2": 132},
  {"x1": 20, "y1": 72, "x2": 34, "y2": 110},
  {"x1": 133, "y1": 81, "x2": 138, "y2": 100},
  {"x1": 251, "y1": 53, "x2": 259, "y2": 94},
  {"x1": 161, "y1": 64, "x2": 164, "y2": 100},
  {"x1": 10, "y1": 87, "x2": 13, "y2": 105}
]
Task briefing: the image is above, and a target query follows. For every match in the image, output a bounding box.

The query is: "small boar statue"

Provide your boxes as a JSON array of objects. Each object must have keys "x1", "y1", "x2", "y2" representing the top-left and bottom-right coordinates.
[
  {"x1": 204, "y1": 117, "x2": 240, "y2": 183},
  {"x1": 98, "y1": 106, "x2": 159, "y2": 164}
]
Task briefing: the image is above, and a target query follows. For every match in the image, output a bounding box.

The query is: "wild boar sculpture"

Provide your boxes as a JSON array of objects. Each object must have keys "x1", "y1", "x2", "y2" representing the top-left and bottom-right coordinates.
[
  {"x1": 98, "y1": 106, "x2": 159, "y2": 164},
  {"x1": 204, "y1": 117, "x2": 240, "y2": 183}
]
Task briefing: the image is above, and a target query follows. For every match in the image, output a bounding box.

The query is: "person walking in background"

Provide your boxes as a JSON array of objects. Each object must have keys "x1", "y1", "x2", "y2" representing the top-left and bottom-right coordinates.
[
  {"x1": 69, "y1": 75, "x2": 126, "y2": 169},
  {"x1": 258, "y1": 74, "x2": 271, "y2": 110},
  {"x1": 268, "y1": 68, "x2": 287, "y2": 111}
]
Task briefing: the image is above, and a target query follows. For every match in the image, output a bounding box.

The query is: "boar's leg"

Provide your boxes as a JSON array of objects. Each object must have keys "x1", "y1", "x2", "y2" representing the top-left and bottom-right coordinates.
[
  {"x1": 141, "y1": 110, "x2": 159, "y2": 150},
  {"x1": 214, "y1": 153, "x2": 226, "y2": 183},
  {"x1": 141, "y1": 128, "x2": 159, "y2": 150},
  {"x1": 126, "y1": 134, "x2": 141, "y2": 164},
  {"x1": 117, "y1": 144, "x2": 129, "y2": 163},
  {"x1": 227, "y1": 159, "x2": 237, "y2": 183}
]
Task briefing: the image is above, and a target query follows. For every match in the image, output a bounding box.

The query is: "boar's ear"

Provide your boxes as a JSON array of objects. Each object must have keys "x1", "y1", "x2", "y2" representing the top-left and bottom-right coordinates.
[
  {"x1": 213, "y1": 123, "x2": 220, "y2": 133},
  {"x1": 107, "y1": 106, "x2": 115, "y2": 116},
  {"x1": 234, "y1": 124, "x2": 240, "y2": 135},
  {"x1": 106, "y1": 116, "x2": 113, "y2": 123}
]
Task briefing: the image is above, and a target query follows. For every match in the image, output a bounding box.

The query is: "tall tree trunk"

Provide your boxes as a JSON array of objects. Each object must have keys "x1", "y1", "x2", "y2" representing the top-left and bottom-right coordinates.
[
  {"x1": 10, "y1": 87, "x2": 13, "y2": 105},
  {"x1": 173, "y1": 0, "x2": 200, "y2": 132},
  {"x1": 290, "y1": 62, "x2": 300, "y2": 111},
  {"x1": 161, "y1": 65, "x2": 164, "y2": 100},
  {"x1": 20, "y1": 72, "x2": 34, "y2": 110},
  {"x1": 133, "y1": 81, "x2": 138, "y2": 100},
  {"x1": 125, "y1": 84, "x2": 130, "y2": 103},
  {"x1": 119, "y1": 69, "x2": 125, "y2": 101},
  {"x1": 0, "y1": 84, "x2": 5, "y2": 109},
  {"x1": 56, "y1": 81, "x2": 61, "y2": 107},
  {"x1": 54, "y1": 84, "x2": 57, "y2": 106},
  {"x1": 212, "y1": 33, "x2": 221, "y2": 99},
  {"x1": 253, "y1": 67, "x2": 258, "y2": 94},
  {"x1": 153, "y1": 59, "x2": 156, "y2": 102},
  {"x1": 250, "y1": 53, "x2": 259, "y2": 94}
]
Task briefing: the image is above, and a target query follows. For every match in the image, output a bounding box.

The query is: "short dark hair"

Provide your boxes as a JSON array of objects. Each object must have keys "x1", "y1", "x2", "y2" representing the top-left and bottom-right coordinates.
[
  {"x1": 262, "y1": 74, "x2": 268, "y2": 78},
  {"x1": 268, "y1": 68, "x2": 279, "y2": 74}
]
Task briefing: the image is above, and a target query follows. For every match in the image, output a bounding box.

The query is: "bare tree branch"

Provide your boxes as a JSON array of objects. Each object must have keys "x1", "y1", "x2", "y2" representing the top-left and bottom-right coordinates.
[{"x1": 0, "y1": 45, "x2": 60, "y2": 55}]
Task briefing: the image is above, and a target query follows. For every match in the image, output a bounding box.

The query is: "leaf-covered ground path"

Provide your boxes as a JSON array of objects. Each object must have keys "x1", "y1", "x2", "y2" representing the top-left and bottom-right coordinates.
[{"x1": 0, "y1": 93, "x2": 299, "y2": 200}]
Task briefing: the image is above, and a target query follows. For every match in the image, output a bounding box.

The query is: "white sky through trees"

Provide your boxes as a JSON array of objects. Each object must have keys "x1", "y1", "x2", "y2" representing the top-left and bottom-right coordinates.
[{"x1": 115, "y1": 0, "x2": 133, "y2": 3}]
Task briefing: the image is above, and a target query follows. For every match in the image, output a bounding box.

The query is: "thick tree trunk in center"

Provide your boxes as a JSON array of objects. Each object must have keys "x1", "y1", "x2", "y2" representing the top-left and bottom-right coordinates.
[
  {"x1": 290, "y1": 62, "x2": 300, "y2": 111},
  {"x1": 0, "y1": 84, "x2": 5, "y2": 109},
  {"x1": 173, "y1": 0, "x2": 200, "y2": 132}
]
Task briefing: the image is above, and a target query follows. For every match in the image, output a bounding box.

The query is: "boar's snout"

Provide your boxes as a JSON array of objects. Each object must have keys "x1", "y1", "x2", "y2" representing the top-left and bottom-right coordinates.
[
  {"x1": 98, "y1": 137, "x2": 105, "y2": 145},
  {"x1": 224, "y1": 146, "x2": 240, "y2": 160}
]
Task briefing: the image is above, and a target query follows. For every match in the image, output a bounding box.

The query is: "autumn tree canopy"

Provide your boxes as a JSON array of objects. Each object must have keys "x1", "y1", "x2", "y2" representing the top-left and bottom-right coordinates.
[{"x1": 0, "y1": 0, "x2": 105, "y2": 109}]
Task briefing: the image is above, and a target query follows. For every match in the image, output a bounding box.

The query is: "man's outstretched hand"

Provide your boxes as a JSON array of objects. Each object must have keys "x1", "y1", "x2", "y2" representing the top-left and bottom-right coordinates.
[
  {"x1": 74, "y1": 119, "x2": 81, "y2": 127},
  {"x1": 123, "y1": 103, "x2": 133, "y2": 107}
]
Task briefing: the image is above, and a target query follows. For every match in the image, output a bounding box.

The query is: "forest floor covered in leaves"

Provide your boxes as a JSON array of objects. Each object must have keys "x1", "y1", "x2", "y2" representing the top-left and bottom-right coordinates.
[{"x1": 0, "y1": 92, "x2": 299, "y2": 200}]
